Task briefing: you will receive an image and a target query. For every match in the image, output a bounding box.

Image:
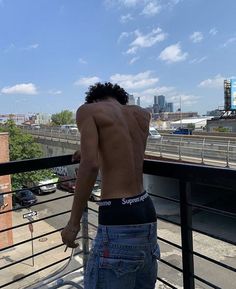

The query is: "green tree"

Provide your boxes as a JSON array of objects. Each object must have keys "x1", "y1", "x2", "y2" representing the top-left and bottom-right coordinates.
[
  {"x1": 187, "y1": 123, "x2": 195, "y2": 130},
  {"x1": 0, "y1": 120, "x2": 54, "y2": 189},
  {"x1": 216, "y1": 126, "x2": 230, "y2": 133},
  {"x1": 51, "y1": 110, "x2": 74, "y2": 125}
]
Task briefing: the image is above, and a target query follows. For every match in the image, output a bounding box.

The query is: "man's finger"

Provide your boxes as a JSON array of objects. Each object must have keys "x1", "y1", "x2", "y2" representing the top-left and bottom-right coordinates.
[{"x1": 64, "y1": 242, "x2": 79, "y2": 249}]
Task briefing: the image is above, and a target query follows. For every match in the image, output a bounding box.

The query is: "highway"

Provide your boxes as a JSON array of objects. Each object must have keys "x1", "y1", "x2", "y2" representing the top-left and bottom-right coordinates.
[{"x1": 22, "y1": 127, "x2": 236, "y2": 168}]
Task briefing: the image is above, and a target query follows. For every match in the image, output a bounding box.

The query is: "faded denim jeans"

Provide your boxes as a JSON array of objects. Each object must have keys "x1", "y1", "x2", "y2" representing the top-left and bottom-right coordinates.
[{"x1": 84, "y1": 222, "x2": 160, "y2": 289}]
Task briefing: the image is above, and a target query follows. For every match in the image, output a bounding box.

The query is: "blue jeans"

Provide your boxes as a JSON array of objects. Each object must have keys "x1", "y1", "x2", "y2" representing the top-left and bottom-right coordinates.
[{"x1": 84, "y1": 222, "x2": 160, "y2": 289}]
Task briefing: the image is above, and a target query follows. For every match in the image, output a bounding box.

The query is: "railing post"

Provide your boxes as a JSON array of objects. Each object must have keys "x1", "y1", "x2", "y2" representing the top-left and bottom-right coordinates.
[
  {"x1": 160, "y1": 136, "x2": 163, "y2": 158},
  {"x1": 201, "y1": 138, "x2": 205, "y2": 164},
  {"x1": 81, "y1": 205, "x2": 89, "y2": 270},
  {"x1": 179, "y1": 137, "x2": 183, "y2": 160},
  {"x1": 179, "y1": 181, "x2": 195, "y2": 289},
  {"x1": 226, "y1": 140, "x2": 230, "y2": 168}
]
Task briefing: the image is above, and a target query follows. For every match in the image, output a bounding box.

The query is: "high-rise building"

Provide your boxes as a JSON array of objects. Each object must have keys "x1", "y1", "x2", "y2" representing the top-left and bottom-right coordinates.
[
  {"x1": 154, "y1": 95, "x2": 158, "y2": 105},
  {"x1": 158, "y1": 95, "x2": 165, "y2": 111},
  {"x1": 166, "y1": 102, "x2": 174, "y2": 112},
  {"x1": 137, "y1": 97, "x2": 141, "y2": 106},
  {"x1": 128, "y1": 95, "x2": 135, "y2": 105}
]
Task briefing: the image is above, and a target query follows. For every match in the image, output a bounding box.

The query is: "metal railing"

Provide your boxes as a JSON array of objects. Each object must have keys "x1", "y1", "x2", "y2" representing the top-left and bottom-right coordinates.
[
  {"x1": 21, "y1": 126, "x2": 236, "y2": 168},
  {"x1": 0, "y1": 156, "x2": 236, "y2": 288}
]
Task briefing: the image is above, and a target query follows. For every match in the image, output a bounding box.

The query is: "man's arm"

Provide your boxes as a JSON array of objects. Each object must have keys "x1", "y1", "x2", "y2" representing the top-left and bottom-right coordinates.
[{"x1": 61, "y1": 104, "x2": 99, "y2": 248}]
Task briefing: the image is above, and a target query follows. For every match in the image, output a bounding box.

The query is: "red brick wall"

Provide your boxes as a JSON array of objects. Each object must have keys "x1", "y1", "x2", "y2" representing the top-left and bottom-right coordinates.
[{"x1": 0, "y1": 133, "x2": 13, "y2": 248}]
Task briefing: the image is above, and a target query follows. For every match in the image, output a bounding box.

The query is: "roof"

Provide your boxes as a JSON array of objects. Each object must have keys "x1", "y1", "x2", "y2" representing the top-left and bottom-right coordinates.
[{"x1": 171, "y1": 117, "x2": 213, "y2": 125}]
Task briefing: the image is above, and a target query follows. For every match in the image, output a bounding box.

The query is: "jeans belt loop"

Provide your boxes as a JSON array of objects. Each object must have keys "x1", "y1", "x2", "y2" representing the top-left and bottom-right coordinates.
[
  {"x1": 149, "y1": 223, "x2": 153, "y2": 240},
  {"x1": 102, "y1": 226, "x2": 109, "y2": 257}
]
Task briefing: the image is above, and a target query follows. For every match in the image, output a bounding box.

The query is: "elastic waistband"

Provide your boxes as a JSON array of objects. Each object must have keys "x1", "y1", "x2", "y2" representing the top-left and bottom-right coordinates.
[{"x1": 96, "y1": 191, "x2": 148, "y2": 207}]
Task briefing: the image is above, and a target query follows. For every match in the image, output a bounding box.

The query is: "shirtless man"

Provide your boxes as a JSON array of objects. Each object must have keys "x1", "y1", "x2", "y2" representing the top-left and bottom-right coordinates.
[{"x1": 61, "y1": 82, "x2": 159, "y2": 289}]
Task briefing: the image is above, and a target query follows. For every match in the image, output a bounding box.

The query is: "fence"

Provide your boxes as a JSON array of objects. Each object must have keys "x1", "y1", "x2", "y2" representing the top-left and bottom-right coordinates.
[{"x1": 0, "y1": 155, "x2": 236, "y2": 288}]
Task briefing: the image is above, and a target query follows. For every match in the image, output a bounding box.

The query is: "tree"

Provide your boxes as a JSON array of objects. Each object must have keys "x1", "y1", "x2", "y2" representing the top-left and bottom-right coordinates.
[
  {"x1": 187, "y1": 123, "x2": 195, "y2": 130},
  {"x1": 0, "y1": 120, "x2": 54, "y2": 189},
  {"x1": 216, "y1": 126, "x2": 230, "y2": 133},
  {"x1": 51, "y1": 110, "x2": 75, "y2": 126}
]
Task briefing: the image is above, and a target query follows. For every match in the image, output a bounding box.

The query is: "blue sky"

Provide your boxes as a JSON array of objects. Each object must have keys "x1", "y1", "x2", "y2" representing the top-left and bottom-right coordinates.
[{"x1": 0, "y1": 0, "x2": 235, "y2": 115}]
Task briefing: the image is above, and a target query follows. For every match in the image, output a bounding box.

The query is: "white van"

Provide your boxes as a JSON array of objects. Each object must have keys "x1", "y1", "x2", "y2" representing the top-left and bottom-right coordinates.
[
  {"x1": 60, "y1": 124, "x2": 78, "y2": 134},
  {"x1": 149, "y1": 127, "x2": 161, "y2": 139}
]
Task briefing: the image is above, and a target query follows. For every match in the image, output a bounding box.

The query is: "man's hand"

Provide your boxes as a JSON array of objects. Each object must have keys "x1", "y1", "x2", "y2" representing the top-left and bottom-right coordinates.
[
  {"x1": 72, "y1": 150, "x2": 81, "y2": 163},
  {"x1": 61, "y1": 223, "x2": 80, "y2": 249}
]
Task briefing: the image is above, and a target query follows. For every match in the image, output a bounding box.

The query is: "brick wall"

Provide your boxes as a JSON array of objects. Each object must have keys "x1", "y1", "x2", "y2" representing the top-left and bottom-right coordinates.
[{"x1": 0, "y1": 132, "x2": 13, "y2": 248}]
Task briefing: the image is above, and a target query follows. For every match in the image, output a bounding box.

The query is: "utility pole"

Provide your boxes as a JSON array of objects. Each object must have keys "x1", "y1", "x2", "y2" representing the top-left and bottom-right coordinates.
[{"x1": 180, "y1": 96, "x2": 183, "y2": 128}]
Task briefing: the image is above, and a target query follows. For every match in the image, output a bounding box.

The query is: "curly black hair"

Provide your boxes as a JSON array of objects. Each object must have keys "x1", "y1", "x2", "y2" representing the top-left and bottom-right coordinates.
[{"x1": 85, "y1": 82, "x2": 129, "y2": 105}]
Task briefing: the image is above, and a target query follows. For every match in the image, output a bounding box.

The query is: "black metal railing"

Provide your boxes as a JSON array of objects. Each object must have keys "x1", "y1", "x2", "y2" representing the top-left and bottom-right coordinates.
[{"x1": 0, "y1": 155, "x2": 236, "y2": 289}]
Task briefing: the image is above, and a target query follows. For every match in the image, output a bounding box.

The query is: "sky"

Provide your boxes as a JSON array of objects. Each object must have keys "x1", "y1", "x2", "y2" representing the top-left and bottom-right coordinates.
[{"x1": 0, "y1": 0, "x2": 236, "y2": 115}]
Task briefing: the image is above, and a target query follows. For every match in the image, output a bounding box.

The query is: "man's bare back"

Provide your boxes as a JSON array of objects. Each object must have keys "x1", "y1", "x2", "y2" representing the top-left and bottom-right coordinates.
[
  {"x1": 77, "y1": 99, "x2": 150, "y2": 200},
  {"x1": 61, "y1": 83, "x2": 156, "y2": 252}
]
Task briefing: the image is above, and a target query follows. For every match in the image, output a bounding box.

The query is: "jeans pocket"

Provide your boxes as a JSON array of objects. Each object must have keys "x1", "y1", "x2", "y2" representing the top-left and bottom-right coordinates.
[
  {"x1": 152, "y1": 243, "x2": 161, "y2": 260},
  {"x1": 99, "y1": 256, "x2": 144, "y2": 277}
]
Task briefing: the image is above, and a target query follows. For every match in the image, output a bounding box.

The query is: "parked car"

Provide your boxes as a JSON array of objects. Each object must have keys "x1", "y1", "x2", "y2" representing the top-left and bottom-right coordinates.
[
  {"x1": 23, "y1": 175, "x2": 58, "y2": 195},
  {"x1": 31, "y1": 124, "x2": 40, "y2": 129},
  {"x1": 57, "y1": 175, "x2": 76, "y2": 193},
  {"x1": 14, "y1": 189, "x2": 37, "y2": 207},
  {"x1": 172, "y1": 128, "x2": 192, "y2": 135},
  {"x1": 148, "y1": 127, "x2": 161, "y2": 139}
]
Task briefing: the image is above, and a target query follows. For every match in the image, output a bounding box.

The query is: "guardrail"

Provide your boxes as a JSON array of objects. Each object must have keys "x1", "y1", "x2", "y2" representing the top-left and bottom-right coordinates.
[
  {"x1": 0, "y1": 155, "x2": 235, "y2": 288},
  {"x1": 22, "y1": 127, "x2": 236, "y2": 168}
]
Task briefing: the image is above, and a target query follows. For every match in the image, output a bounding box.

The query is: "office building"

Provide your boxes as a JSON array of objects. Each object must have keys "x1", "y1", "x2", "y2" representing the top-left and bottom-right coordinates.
[
  {"x1": 137, "y1": 97, "x2": 141, "y2": 106},
  {"x1": 128, "y1": 95, "x2": 135, "y2": 105},
  {"x1": 166, "y1": 102, "x2": 174, "y2": 112},
  {"x1": 158, "y1": 95, "x2": 165, "y2": 111}
]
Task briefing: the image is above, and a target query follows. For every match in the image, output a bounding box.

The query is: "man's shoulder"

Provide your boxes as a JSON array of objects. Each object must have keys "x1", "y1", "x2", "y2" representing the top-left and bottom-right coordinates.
[
  {"x1": 76, "y1": 103, "x2": 97, "y2": 116},
  {"x1": 128, "y1": 105, "x2": 151, "y2": 119},
  {"x1": 76, "y1": 104, "x2": 97, "y2": 125}
]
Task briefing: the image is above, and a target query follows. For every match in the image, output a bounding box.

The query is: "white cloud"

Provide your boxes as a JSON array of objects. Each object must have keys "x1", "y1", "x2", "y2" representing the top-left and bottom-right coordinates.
[
  {"x1": 170, "y1": 94, "x2": 200, "y2": 107},
  {"x1": 190, "y1": 32, "x2": 203, "y2": 43},
  {"x1": 222, "y1": 37, "x2": 236, "y2": 48},
  {"x1": 22, "y1": 43, "x2": 39, "y2": 50},
  {"x1": 48, "y1": 89, "x2": 62, "y2": 95},
  {"x1": 104, "y1": 0, "x2": 140, "y2": 8},
  {"x1": 74, "y1": 76, "x2": 101, "y2": 86},
  {"x1": 159, "y1": 43, "x2": 188, "y2": 63},
  {"x1": 139, "y1": 86, "x2": 175, "y2": 96},
  {"x1": 129, "y1": 56, "x2": 139, "y2": 64},
  {"x1": 198, "y1": 74, "x2": 225, "y2": 89},
  {"x1": 141, "y1": 2, "x2": 161, "y2": 16},
  {"x1": 189, "y1": 56, "x2": 207, "y2": 64},
  {"x1": 1, "y1": 83, "x2": 38, "y2": 95},
  {"x1": 78, "y1": 58, "x2": 87, "y2": 64},
  {"x1": 127, "y1": 28, "x2": 167, "y2": 54},
  {"x1": 110, "y1": 71, "x2": 159, "y2": 90},
  {"x1": 118, "y1": 32, "x2": 130, "y2": 43},
  {"x1": 118, "y1": 0, "x2": 140, "y2": 7},
  {"x1": 209, "y1": 28, "x2": 218, "y2": 36},
  {"x1": 120, "y1": 13, "x2": 133, "y2": 23},
  {"x1": 105, "y1": 0, "x2": 181, "y2": 10},
  {"x1": 126, "y1": 46, "x2": 138, "y2": 55}
]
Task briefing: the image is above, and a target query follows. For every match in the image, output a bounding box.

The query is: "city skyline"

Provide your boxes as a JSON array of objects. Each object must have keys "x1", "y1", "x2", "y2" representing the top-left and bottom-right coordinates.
[{"x1": 0, "y1": 0, "x2": 236, "y2": 115}]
